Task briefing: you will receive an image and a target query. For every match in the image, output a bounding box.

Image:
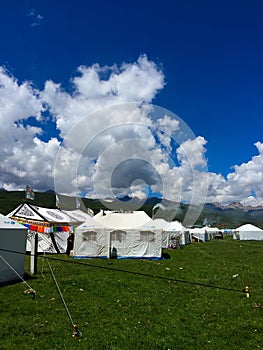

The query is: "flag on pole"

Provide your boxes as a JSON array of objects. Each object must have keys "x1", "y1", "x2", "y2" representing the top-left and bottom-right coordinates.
[{"x1": 26, "y1": 185, "x2": 35, "y2": 200}]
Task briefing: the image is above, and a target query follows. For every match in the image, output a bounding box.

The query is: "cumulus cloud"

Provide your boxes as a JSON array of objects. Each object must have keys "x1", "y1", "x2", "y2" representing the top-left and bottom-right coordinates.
[
  {"x1": 0, "y1": 68, "x2": 48, "y2": 189},
  {"x1": 226, "y1": 142, "x2": 263, "y2": 205},
  {"x1": 0, "y1": 55, "x2": 263, "y2": 209},
  {"x1": 40, "y1": 54, "x2": 164, "y2": 139}
]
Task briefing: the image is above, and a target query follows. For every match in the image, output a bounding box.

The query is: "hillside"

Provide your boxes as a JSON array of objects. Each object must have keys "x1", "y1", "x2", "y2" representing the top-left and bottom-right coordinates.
[
  {"x1": 0, "y1": 190, "x2": 262, "y2": 228},
  {"x1": 0, "y1": 190, "x2": 107, "y2": 217}
]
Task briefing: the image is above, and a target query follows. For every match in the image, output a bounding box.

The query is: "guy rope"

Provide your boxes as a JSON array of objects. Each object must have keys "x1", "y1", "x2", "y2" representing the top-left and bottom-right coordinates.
[{"x1": 45, "y1": 257, "x2": 81, "y2": 338}]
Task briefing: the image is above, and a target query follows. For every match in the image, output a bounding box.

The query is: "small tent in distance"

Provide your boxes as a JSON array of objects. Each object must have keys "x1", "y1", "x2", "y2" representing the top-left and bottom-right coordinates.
[
  {"x1": 0, "y1": 213, "x2": 28, "y2": 284},
  {"x1": 233, "y1": 223, "x2": 263, "y2": 241},
  {"x1": 163, "y1": 221, "x2": 191, "y2": 248},
  {"x1": 189, "y1": 227, "x2": 206, "y2": 242}
]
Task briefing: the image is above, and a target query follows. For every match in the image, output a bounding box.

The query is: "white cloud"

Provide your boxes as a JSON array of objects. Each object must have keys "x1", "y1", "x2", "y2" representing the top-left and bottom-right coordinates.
[
  {"x1": 1, "y1": 56, "x2": 263, "y2": 210},
  {"x1": 155, "y1": 114, "x2": 180, "y2": 151},
  {"x1": 156, "y1": 114, "x2": 180, "y2": 136},
  {"x1": 40, "y1": 54, "x2": 164, "y2": 140},
  {"x1": 225, "y1": 142, "x2": 263, "y2": 205},
  {"x1": 177, "y1": 136, "x2": 207, "y2": 168},
  {"x1": 0, "y1": 68, "x2": 48, "y2": 189}
]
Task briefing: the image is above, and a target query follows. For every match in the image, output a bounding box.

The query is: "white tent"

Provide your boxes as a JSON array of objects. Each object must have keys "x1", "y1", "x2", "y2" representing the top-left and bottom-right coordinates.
[
  {"x1": 189, "y1": 227, "x2": 209, "y2": 242},
  {"x1": 8, "y1": 203, "x2": 91, "y2": 253},
  {"x1": 73, "y1": 211, "x2": 163, "y2": 259},
  {"x1": 73, "y1": 216, "x2": 108, "y2": 258},
  {"x1": 233, "y1": 223, "x2": 263, "y2": 241},
  {"x1": 153, "y1": 219, "x2": 170, "y2": 248},
  {"x1": 94, "y1": 210, "x2": 151, "y2": 228},
  {"x1": 203, "y1": 225, "x2": 221, "y2": 239},
  {"x1": 0, "y1": 213, "x2": 28, "y2": 284},
  {"x1": 163, "y1": 221, "x2": 191, "y2": 247}
]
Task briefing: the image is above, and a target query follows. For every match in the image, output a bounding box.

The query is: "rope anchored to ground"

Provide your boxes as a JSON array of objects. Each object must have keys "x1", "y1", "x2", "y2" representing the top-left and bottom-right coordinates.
[{"x1": 45, "y1": 256, "x2": 82, "y2": 339}]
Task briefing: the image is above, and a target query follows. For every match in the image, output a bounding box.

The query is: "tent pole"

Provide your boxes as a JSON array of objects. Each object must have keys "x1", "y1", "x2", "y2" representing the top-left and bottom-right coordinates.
[
  {"x1": 107, "y1": 230, "x2": 111, "y2": 259},
  {"x1": 30, "y1": 232, "x2": 38, "y2": 275}
]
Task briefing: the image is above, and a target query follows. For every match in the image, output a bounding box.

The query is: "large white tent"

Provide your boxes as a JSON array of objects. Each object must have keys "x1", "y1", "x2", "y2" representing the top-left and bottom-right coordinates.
[
  {"x1": 94, "y1": 210, "x2": 151, "y2": 228},
  {"x1": 163, "y1": 221, "x2": 191, "y2": 247},
  {"x1": 8, "y1": 203, "x2": 91, "y2": 253},
  {"x1": 233, "y1": 223, "x2": 263, "y2": 241},
  {"x1": 0, "y1": 213, "x2": 28, "y2": 284},
  {"x1": 73, "y1": 211, "x2": 163, "y2": 259}
]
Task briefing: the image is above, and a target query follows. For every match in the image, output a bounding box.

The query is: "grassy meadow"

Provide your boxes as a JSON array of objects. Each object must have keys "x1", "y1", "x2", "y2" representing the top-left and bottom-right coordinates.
[{"x1": 0, "y1": 238, "x2": 263, "y2": 349}]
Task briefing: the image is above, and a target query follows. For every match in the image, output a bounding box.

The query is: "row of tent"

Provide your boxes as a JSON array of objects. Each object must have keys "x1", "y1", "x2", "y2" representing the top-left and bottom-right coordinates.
[
  {"x1": 74, "y1": 211, "x2": 196, "y2": 259},
  {"x1": 1, "y1": 203, "x2": 263, "y2": 284}
]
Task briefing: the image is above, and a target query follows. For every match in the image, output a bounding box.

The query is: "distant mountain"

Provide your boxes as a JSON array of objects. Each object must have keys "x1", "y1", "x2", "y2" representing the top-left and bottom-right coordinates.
[
  {"x1": 210, "y1": 201, "x2": 263, "y2": 211},
  {"x1": 117, "y1": 195, "x2": 135, "y2": 202},
  {"x1": 200, "y1": 202, "x2": 263, "y2": 228},
  {"x1": 0, "y1": 191, "x2": 262, "y2": 228},
  {"x1": 145, "y1": 197, "x2": 162, "y2": 205},
  {"x1": 45, "y1": 189, "x2": 55, "y2": 194},
  {"x1": 117, "y1": 195, "x2": 161, "y2": 205}
]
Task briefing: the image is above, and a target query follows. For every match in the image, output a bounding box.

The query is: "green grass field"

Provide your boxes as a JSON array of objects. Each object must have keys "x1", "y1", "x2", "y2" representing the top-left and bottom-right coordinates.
[{"x1": 1, "y1": 238, "x2": 263, "y2": 349}]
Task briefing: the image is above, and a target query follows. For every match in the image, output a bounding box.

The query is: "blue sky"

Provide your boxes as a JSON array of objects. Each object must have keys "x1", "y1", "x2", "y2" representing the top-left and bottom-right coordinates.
[{"x1": 0, "y1": 1, "x2": 263, "y2": 207}]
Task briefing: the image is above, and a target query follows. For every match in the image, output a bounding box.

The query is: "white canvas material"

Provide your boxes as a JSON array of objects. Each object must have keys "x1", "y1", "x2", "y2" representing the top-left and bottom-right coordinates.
[
  {"x1": 189, "y1": 227, "x2": 209, "y2": 242},
  {"x1": 0, "y1": 213, "x2": 27, "y2": 283},
  {"x1": 73, "y1": 211, "x2": 163, "y2": 259},
  {"x1": 163, "y1": 220, "x2": 191, "y2": 247},
  {"x1": 8, "y1": 203, "x2": 92, "y2": 253},
  {"x1": 233, "y1": 223, "x2": 263, "y2": 240}
]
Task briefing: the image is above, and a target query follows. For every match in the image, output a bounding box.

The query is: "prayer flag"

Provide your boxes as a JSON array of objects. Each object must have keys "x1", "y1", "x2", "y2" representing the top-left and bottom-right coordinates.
[{"x1": 26, "y1": 185, "x2": 35, "y2": 200}]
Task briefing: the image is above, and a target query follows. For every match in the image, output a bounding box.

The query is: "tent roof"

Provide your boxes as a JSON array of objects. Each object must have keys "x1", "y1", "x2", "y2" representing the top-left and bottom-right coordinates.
[
  {"x1": 189, "y1": 227, "x2": 206, "y2": 233},
  {"x1": 236, "y1": 223, "x2": 263, "y2": 231},
  {"x1": 9, "y1": 203, "x2": 90, "y2": 224},
  {"x1": 61, "y1": 209, "x2": 92, "y2": 223},
  {"x1": 77, "y1": 216, "x2": 105, "y2": 230},
  {"x1": 77, "y1": 211, "x2": 163, "y2": 232},
  {"x1": 0, "y1": 212, "x2": 27, "y2": 229},
  {"x1": 94, "y1": 210, "x2": 152, "y2": 229},
  {"x1": 164, "y1": 220, "x2": 186, "y2": 231},
  {"x1": 203, "y1": 225, "x2": 220, "y2": 232},
  {"x1": 153, "y1": 218, "x2": 170, "y2": 228},
  {"x1": 138, "y1": 219, "x2": 164, "y2": 230}
]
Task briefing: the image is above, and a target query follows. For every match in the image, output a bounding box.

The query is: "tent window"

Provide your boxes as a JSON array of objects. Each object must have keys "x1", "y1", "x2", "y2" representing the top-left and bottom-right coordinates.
[
  {"x1": 82, "y1": 231, "x2": 97, "y2": 242},
  {"x1": 111, "y1": 230, "x2": 127, "y2": 242},
  {"x1": 140, "y1": 231, "x2": 155, "y2": 242}
]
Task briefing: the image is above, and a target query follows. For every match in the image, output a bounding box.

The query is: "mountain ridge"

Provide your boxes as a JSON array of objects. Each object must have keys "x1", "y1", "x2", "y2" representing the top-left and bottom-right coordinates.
[{"x1": 0, "y1": 191, "x2": 262, "y2": 228}]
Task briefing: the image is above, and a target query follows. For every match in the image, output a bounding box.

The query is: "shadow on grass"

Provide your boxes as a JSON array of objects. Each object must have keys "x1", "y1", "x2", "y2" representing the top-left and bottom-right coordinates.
[
  {"x1": 162, "y1": 252, "x2": 171, "y2": 259},
  {"x1": 0, "y1": 272, "x2": 38, "y2": 288}
]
